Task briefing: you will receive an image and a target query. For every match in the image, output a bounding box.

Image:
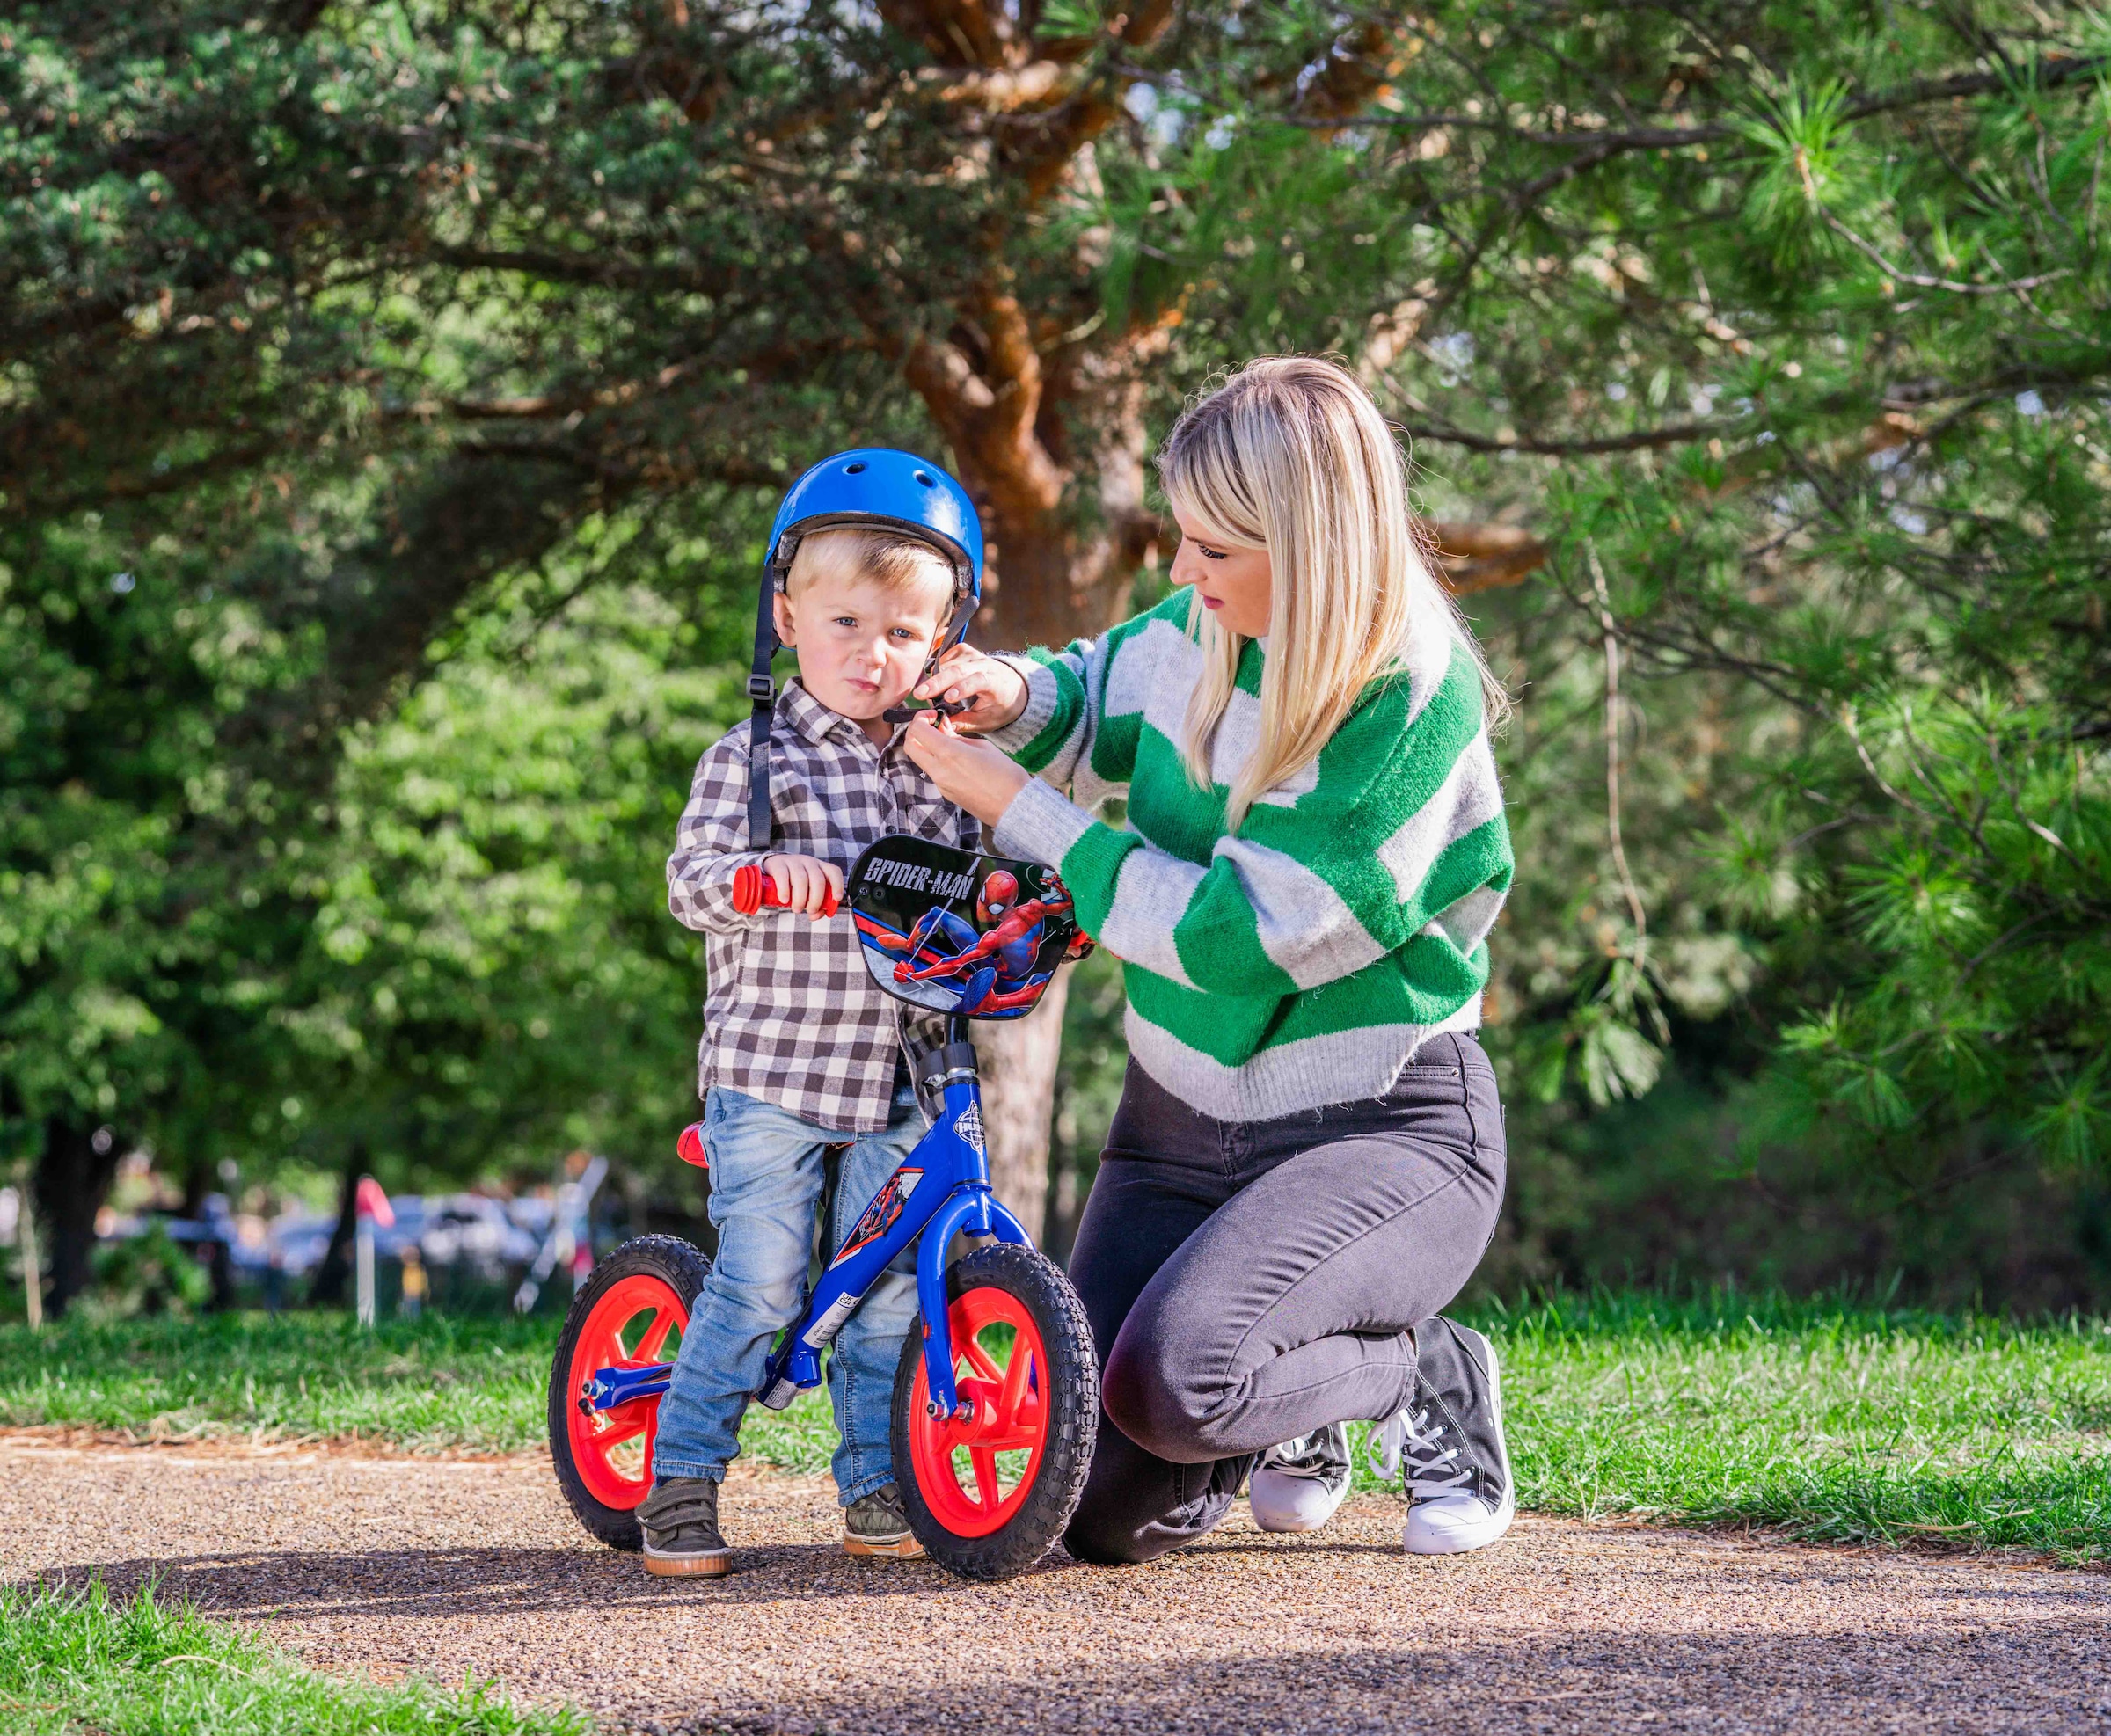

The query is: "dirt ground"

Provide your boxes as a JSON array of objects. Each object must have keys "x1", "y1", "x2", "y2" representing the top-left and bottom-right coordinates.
[{"x1": 4, "y1": 1431, "x2": 2107, "y2": 1735}]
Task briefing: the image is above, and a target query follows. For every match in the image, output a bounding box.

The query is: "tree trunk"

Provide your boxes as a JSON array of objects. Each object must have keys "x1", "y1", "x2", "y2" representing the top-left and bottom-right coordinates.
[
  {"x1": 33, "y1": 1116, "x2": 122, "y2": 1318},
  {"x1": 308, "y1": 1139, "x2": 367, "y2": 1308},
  {"x1": 968, "y1": 968, "x2": 1072, "y2": 1244}
]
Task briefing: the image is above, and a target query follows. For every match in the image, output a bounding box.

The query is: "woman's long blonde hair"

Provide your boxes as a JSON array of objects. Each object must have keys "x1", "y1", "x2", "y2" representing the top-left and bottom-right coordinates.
[{"x1": 1157, "y1": 355, "x2": 1508, "y2": 828}]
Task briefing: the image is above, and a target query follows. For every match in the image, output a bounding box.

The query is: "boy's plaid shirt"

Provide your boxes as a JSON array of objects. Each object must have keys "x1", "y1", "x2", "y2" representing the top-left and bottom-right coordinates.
[{"x1": 668, "y1": 678, "x2": 977, "y2": 1134}]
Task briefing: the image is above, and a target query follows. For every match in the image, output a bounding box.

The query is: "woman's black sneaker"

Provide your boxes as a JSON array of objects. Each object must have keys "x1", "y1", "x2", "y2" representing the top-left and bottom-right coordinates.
[
  {"x1": 1370, "y1": 1317, "x2": 1516, "y2": 1556},
  {"x1": 1248, "y1": 1421, "x2": 1354, "y2": 1533}
]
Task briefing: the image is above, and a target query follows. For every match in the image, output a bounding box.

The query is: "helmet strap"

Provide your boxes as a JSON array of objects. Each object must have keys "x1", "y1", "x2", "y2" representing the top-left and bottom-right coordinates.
[{"x1": 745, "y1": 568, "x2": 784, "y2": 850}]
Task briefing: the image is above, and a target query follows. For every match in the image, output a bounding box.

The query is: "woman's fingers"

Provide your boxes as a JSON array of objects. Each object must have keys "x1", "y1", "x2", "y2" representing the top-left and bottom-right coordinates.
[
  {"x1": 903, "y1": 712, "x2": 1033, "y2": 826},
  {"x1": 913, "y1": 647, "x2": 1027, "y2": 729}
]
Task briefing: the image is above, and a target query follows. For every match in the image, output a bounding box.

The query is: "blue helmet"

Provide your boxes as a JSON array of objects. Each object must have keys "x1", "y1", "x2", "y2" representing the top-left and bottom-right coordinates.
[
  {"x1": 741, "y1": 449, "x2": 985, "y2": 850},
  {"x1": 764, "y1": 448, "x2": 982, "y2": 619}
]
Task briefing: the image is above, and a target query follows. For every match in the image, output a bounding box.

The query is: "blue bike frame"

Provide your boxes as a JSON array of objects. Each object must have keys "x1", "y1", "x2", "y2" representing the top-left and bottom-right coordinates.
[{"x1": 577, "y1": 1018, "x2": 1031, "y2": 1426}]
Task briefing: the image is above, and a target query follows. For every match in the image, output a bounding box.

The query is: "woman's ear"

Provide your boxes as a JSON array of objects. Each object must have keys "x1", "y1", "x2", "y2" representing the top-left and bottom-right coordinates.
[{"x1": 771, "y1": 589, "x2": 799, "y2": 646}]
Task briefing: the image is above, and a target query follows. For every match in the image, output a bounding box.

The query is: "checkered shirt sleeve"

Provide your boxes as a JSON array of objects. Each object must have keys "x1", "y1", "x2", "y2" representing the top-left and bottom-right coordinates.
[{"x1": 667, "y1": 682, "x2": 978, "y2": 1134}]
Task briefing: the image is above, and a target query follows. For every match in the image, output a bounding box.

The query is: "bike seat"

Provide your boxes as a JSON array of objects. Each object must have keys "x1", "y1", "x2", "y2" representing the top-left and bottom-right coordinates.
[{"x1": 845, "y1": 835, "x2": 1093, "y2": 1020}]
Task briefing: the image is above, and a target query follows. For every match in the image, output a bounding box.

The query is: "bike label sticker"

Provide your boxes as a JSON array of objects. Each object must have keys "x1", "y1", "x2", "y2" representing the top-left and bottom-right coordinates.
[
  {"x1": 802, "y1": 1289, "x2": 863, "y2": 1348},
  {"x1": 956, "y1": 1102, "x2": 986, "y2": 1156},
  {"x1": 831, "y1": 1166, "x2": 922, "y2": 1266}
]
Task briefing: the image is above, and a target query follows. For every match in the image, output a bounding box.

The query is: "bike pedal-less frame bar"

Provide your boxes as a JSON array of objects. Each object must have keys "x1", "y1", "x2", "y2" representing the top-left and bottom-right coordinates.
[{"x1": 578, "y1": 1022, "x2": 1028, "y2": 1428}]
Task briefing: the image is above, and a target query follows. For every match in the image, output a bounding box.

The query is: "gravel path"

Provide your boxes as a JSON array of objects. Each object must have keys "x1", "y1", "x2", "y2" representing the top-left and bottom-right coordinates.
[{"x1": 4, "y1": 1432, "x2": 2107, "y2": 1735}]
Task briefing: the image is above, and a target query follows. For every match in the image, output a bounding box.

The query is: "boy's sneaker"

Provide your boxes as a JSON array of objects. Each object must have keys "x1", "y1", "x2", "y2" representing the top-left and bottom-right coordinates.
[
  {"x1": 1370, "y1": 1318, "x2": 1516, "y2": 1556},
  {"x1": 1248, "y1": 1421, "x2": 1353, "y2": 1533},
  {"x1": 639, "y1": 1475, "x2": 734, "y2": 1577},
  {"x1": 843, "y1": 1484, "x2": 924, "y2": 1558}
]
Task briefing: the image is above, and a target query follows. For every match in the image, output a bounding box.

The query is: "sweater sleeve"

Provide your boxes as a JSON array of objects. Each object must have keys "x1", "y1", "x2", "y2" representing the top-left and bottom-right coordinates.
[
  {"x1": 665, "y1": 730, "x2": 770, "y2": 936},
  {"x1": 983, "y1": 624, "x2": 1138, "y2": 800},
  {"x1": 993, "y1": 654, "x2": 1510, "y2": 999}
]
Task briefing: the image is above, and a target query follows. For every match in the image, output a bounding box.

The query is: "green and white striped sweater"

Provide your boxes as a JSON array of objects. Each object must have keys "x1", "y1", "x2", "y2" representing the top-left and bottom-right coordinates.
[{"x1": 988, "y1": 589, "x2": 1512, "y2": 1122}]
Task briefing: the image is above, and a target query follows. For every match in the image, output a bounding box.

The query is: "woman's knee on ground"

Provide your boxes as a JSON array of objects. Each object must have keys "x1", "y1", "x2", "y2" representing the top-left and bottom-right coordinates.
[
  {"x1": 1061, "y1": 1504, "x2": 1161, "y2": 1567},
  {"x1": 1101, "y1": 1323, "x2": 1225, "y2": 1464}
]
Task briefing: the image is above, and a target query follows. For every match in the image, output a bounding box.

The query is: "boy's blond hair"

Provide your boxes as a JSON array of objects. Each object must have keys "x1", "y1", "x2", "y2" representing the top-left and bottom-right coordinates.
[{"x1": 785, "y1": 526, "x2": 956, "y2": 618}]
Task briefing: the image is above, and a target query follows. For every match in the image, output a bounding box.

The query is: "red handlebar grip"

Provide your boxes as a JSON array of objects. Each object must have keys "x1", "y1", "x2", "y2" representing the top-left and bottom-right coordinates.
[{"x1": 732, "y1": 864, "x2": 838, "y2": 917}]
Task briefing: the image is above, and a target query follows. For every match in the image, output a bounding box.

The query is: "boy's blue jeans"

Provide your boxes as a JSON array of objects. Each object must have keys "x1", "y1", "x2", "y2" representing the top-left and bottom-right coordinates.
[{"x1": 651, "y1": 1084, "x2": 922, "y2": 1506}]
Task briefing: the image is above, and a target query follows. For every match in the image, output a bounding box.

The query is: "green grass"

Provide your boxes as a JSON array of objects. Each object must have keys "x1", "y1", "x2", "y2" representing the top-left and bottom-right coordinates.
[
  {"x1": 4, "y1": 1295, "x2": 2106, "y2": 1559},
  {"x1": 1443, "y1": 1293, "x2": 2111, "y2": 1563},
  {"x1": 0, "y1": 1309, "x2": 834, "y2": 1471},
  {"x1": 0, "y1": 1579, "x2": 587, "y2": 1736}
]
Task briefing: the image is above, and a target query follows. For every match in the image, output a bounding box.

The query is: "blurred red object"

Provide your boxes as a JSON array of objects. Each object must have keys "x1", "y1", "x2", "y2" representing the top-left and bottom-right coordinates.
[
  {"x1": 354, "y1": 1176, "x2": 396, "y2": 1227},
  {"x1": 676, "y1": 1123, "x2": 710, "y2": 1170}
]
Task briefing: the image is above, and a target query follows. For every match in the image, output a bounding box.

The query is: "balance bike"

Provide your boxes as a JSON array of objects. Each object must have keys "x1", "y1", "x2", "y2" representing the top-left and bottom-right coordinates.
[{"x1": 547, "y1": 836, "x2": 1100, "y2": 1580}]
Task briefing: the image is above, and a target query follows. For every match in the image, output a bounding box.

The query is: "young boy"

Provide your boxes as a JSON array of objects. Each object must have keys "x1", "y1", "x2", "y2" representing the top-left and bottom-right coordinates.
[{"x1": 641, "y1": 452, "x2": 981, "y2": 1577}]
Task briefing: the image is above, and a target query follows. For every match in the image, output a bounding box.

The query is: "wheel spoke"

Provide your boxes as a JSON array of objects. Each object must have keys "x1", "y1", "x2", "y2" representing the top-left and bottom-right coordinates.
[
  {"x1": 998, "y1": 1336, "x2": 1035, "y2": 1425},
  {"x1": 636, "y1": 1306, "x2": 676, "y2": 1363},
  {"x1": 640, "y1": 1400, "x2": 660, "y2": 1481},
  {"x1": 969, "y1": 1446, "x2": 1002, "y2": 1512},
  {"x1": 958, "y1": 1331, "x2": 1003, "y2": 1385},
  {"x1": 591, "y1": 1417, "x2": 647, "y2": 1454}
]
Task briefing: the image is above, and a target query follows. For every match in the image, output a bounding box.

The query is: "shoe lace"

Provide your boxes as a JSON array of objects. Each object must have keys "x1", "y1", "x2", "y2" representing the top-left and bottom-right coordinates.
[
  {"x1": 1260, "y1": 1430, "x2": 1332, "y2": 1479},
  {"x1": 1368, "y1": 1405, "x2": 1472, "y2": 1499}
]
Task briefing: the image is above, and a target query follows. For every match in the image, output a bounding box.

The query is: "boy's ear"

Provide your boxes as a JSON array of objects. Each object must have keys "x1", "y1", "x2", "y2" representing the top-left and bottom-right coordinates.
[{"x1": 771, "y1": 589, "x2": 798, "y2": 646}]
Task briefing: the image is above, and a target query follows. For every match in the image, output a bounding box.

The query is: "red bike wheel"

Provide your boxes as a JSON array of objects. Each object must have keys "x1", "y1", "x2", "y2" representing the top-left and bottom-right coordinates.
[
  {"x1": 905, "y1": 1283, "x2": 1053, "y2": 1538},
  {"x1": 565, "y1": 1272, "x2": 686, "y2": 1511}
]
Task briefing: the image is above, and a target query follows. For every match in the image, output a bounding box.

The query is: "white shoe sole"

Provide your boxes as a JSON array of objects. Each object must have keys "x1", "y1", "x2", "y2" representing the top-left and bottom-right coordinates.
[
  {"x1": 1404, "y1": 1333, "x2": 1515, "y2": 1556},
  {"x1": 1249, "y1": 1468, "x2": 1351, "y2": 1534}
]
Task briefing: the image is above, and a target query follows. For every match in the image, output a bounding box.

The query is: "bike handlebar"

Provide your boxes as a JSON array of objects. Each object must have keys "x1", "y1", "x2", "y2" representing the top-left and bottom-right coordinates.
[{"x1": 732, "y1": 863, "x2": 840, "y2": 919}]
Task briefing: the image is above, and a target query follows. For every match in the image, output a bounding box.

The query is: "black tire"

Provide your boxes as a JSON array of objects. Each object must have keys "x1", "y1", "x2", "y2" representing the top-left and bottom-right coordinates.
[
  {"x1": 890, "y1": 1243, "x2": 1099, "y2": 1581},
  {"x1": 548, "y1": 1234, "x2": 711, "y2": 1551}
]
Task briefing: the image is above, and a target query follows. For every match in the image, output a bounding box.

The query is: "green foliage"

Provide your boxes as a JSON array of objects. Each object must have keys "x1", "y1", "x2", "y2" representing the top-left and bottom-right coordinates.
[
  {"x1": 0, "y1": 516, "x2": 319, "y2": 1167},
  {"x1": 0, "y1": 1578, "x2": 588, "y2": 1736},
  {"x1": 5, "y1": 0, "x2": 2110, "y2": 1302},
  {"x1": 291, "y1": 573, "x2": 740, "y2": 1183},
  {"x1": 84, "y1": 1223, "x2": 211, "y2": 1320}
]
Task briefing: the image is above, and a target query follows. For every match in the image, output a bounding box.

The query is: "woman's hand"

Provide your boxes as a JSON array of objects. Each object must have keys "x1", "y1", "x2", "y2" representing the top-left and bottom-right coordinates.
[
  {"x1": 913, "y1": 645, "x2": 1028, "y2": 733},
  {"x1": 902, "y1": 712, "x2": 1032, "y2": 828}
]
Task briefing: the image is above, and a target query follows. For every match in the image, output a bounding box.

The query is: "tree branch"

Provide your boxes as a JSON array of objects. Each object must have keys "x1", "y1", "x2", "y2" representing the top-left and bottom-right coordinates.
[
  {"x1": 1401, "y1": 417, "x2": 1728, "y2": 456},
  {"x1": 1297, "y1": 52, "x2": 2110, "y2": 142},
  {"x1": 1427, "y1": 520, "x2": 1548, "y2": 590}
]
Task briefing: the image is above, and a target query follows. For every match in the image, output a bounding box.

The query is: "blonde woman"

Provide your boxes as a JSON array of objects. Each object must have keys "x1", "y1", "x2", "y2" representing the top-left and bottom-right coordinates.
[{"x1": 902, "y1": 357, "x2": 1515, "y2": 1564}]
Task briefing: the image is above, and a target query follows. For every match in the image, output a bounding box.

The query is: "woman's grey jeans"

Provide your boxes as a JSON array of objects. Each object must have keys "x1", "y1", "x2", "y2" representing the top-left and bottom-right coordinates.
[{"x1": 1063, "y1": 1031, "x2": 1507, "y2": 1565}]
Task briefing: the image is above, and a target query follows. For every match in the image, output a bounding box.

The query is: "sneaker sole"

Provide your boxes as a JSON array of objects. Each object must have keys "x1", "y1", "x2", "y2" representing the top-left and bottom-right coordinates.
[
  {"x1": 643, "y1": 1548, "x2": 733, "y2": 1578},
  {"x1": 1404, "y1": 1332, "x2": 1516, "y2": 1557},
  {"x1": 1404, "y1": 1487, "x2": 1516, "y2": 1554},
  {"x1": 843, "y1": 1533, "x2": 925, "y2": 1559},
  {"x1": 1249, "y1": 1473, "x2": 1352, "y2": 1535}
]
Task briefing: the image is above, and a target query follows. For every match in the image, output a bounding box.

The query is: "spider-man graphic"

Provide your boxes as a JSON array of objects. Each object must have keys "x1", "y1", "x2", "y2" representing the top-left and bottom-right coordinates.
[{"x1": 860, "y1": 870, "x2": 1091, "y2": 1016}]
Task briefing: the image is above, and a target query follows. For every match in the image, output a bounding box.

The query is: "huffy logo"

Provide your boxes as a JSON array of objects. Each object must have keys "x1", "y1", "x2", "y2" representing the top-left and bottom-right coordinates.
[{"x1": 956, "y1": 1103, "x2": 986, "y2": 1155}]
